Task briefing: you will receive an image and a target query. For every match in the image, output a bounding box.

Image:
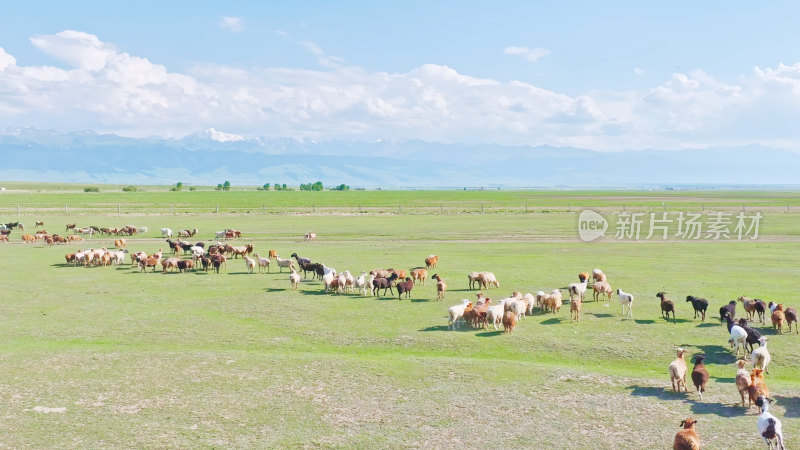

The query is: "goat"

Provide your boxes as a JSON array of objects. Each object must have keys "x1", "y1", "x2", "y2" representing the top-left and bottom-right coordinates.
[
  {"x1": 686, "y1": 296, "x2": 709, "y2": 321},
  {"x1": 243, "y1": 256, "x2": 256, "y2": 274},
  {"x1": 657, "y1": 292, "x2": 676, "y2": 323},
  {"x1": 754, "y1": 299, "x2": 767, "y2": 324},
  {"x1": 727, "y1": 316, "x2": 749, "y2": 357},
  {"x1": 568, "y1": 279, "x2": 589, "y2": 303},
  {"x1": 592, "y1": 281, "x2": 613, "y2": 302},
  {"x1": 289, "y1": 269, "x2": 300, "y2": 290},
  {"x1": 591, "y1": 268, "x2": 606, "y2": 282},
  {"x1": 756, "y1": 397, "x2": 786, "y2": 450},
  {"x1": 476, "y1": 271, "x2": 499, "y2": 289},
  {"x1": 617, "y1": 289, "x2": 634, "y2": 317},
  {"x1": 748, "y1": 369, "x2": 770, "y2": 412},
  {"x1": 735, "y1": 359, "x2": 752, "y2": 407},
  {"x1": 751, "y1": 336, "x2": 771, "y2": 375},
  {"x1": 785, "y1": 307, "x2": 798, "y2": 334},
  {"x1": 425, "y1": 254, "x2": 438, "y2": 269},
  {"x1": 771, "y1": 304, "x2": 785, "y2": 334},
  {"x1": 177, "y1": 259, "x2": 194, "y2": 273},
  {"x1": 372, "y1": 273, "x2": 399, "y2": 296},
  {"x1": 739, "y1": 296, "x2": 758, "y2": 321},
  {"x1": 396, "y1": 277, "x2": 414, "y2": 300},
  {"x1": 448, "y1": 299, "x2": 471, "y2": 330},
  {"x1": 433, "y1": 274, "x2": 447, "y2": 301},
  {"x1": 274, "y1": 255, "x2": 295, "y2": 273},
  {"x1": 738, "y1": 318, "x2": 763, "y2": 354},
  {"x1": 161, "y1": 228, "x2": 173, "y2": 238},
  {"x1": 668, "y1": 348, "x2": 688, "y2": 392},
  {"x1": 570, "y1": 297, "x2": 581, "y2": 322},
  {"x1": 502, "y1": 311, "x2": 517, "y2": 333},
  {"x1": 720, "y1": 300, "x2": 737, "y2": 322},
  {"x1": 691, "y1": 354, "x2": 709, "y2": 401},
  {"x1": 410, "y1": 267, "x2": 428, "y2": 285},
  {"x1": 673, "y1": 417, "x2": 701, "y2": 450}
]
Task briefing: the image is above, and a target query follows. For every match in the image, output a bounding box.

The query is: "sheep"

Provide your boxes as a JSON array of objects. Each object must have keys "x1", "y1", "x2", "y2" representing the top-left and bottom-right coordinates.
[
  {"x1": 748, "y1": 369, "x2": 770, "y2": 412},
  {"x1": 410, "y1": 267, "x2": 428, "y2": 285},
  {"x1": 502, "y1": 311, "x2": 517, "y2": 333},
  {"x1": 448, "y1": 299, "x2": 471, "y2": 330},
  {"x1": 591, "y1": 268, "x2": 606, "y2": 282},
  {"x1": 686, "y1": 296, "x2": 709, "y2": 321},
  {"x1": 673, "y1": 417, "x2": 701, "y2": 450},
  {"x1": 425, "y1": 254, "x2": 438, "y2": 269},
  {"x1": 353, "y1": 272, "x2": 367, "y2": 295},
  {"x1": 656, "y1": 292, "x2": 677, "y2": 323},
  {"x1": 771, "y1": 304, "x2": 785, "y2": 334},
  {"x1": 754, "y1": 299, "x2": 767, "y2": 324},
  {"x1": 476, "y1": 271, "x2": 500, "y2": 289},
  {"x1": 738, "y1": 318, "x2": 763, "y2": 354},
  {"x1": 785, "y1": 307, "x2": 798, "y2": 334},
  {"x1": 568, "y1": 279, "x2": 589, "y2": 303},
  {"x1": 289, "y1": 269, "x2": 300, "y2": 290},
  {"x1": 363, "y1": 274, "x2": 374, "y2": 297},
  {"x1": 617, "y1": 289, "x2": 634, "y2": 317},
  {"x1": 735, "y1": 359, "x2": 752, "y2": 407},
  {"x1": 728, "y1": 317, "x2": 749, "y2": 357},
  {"x1": 739, "y1": 296, "x2": 758, "y2": 321},
  {"x1": 720, "y1": 300, "x2": 737, "y2": 322},
  {"x1": 751, "y1": 336, "x2": 771, "y2": 375},
  {"x1": 161, "y1": 227, "x2": 173, "y2": 238},
  {"x1": 570, "y1": 297, "x2": 582, "y2": 322},
  {"x1": 177, "y1": 259, "x2": 194, "y2": 273},
  {"x1": 541, "y1": 289, "x2": 563, "y2": 314},
  {"x1": 668, "y1": 348, "x2": 688, "y2": 393},
  {"x1": 372, "y1": 273, "x2": 399, "y2": 296},
  {"x1": 467, "y1": 272, "x2": 481, "y2": 290},
  {"x1": 486, "y1": 299, "x2": 507, "y2": 330},
  {"x1": 592, "y1": 280, "x2": 613, "y2": 302},
  {"x1": 691, "y1": 354, "x2": 709, "y2": 401},
  {"x1": 470, "y1": 294, "x2": 492, "y2": 328},
  {"x1": 523, "y1": 293, "x2": 537, "y2": 315},
  {"x1": 396, "y1": 277, "x2": 414, "y2": 300},
  {"x1": 756, "y1": 397, "x2": 786, "y2": 450},
  {"x1": 433, "y1": 274, "x2": 447, "y2": 301},
  {"x1": 244, "y1": 256, "x2": 256, "y2": 274},
  {"x1": 505, "y1": 294, "x2": 526, "y2": 321},
  {"x1": 274, "y1": 255, "x2": 295, "y2": 273},
  {"x1": 252, "y1": 253, "x2": 271, "y2": 273}
]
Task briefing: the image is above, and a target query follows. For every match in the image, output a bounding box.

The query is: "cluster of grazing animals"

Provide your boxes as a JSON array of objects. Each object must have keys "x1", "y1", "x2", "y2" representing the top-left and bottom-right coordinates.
[
  {"x1": 673, "y1": 418, "x2": 700, "y2": 450},
  {"x1": 784, "y1": 307, "x2": 798, "y2": 334},
  {"x1": 748, "y1": 369, "x2": 770, "y2": 412},
  {"x1": 720, "y1": 300, "x2": 737, "y2": 322},
  {"x1": 568, "y1": 279, "x2": 589, "y2": 303},
  {"x1": 502, "y1": 311, "x2": 517, "y2": 333},
  {"x1": 686, "y1": 296, "x2": 709, "y2": 321},
  {"x1": 570, "y1": 296, "x2": 582, "y2": 322},
  {"x1": 691, "y1": 354, "x2": 709, "y2": 401},
  {"x1": 738, "y1": 318, "x2": 764, "y2": 354},
  {"x1": 751, "y1": 336, "x2": 771, "y2": 374},
  {"x1": 425, "y1": 255, "x2": 439, "y2": 269},
  {"x1": 727, "y1": 316, "x2": 749, "y2": 357},
  {"x1": 591, "y1": 268, "x2": 606, "y2": 282},
  {"x1": 410, "y1": 268, "x2": 428, "y2": 285},
  {"x1": 432, "y1": 274, "x2": 447, "y2": 300},
  {"x1": 448, "y1": 299, "x2": 471, "y2": 330},
  {"x1": 469, "y1": 294, "x2": 492, "y2": 328},
  {"x1": 617, "y1": 289, "x2": 634, "y2": 317},
  {"x1": 592, "y1": 280, "x2": 612, "y2": 302},
  {"x1": 657, "y1": 292, "x2": 677, "y2": 323},
  {"x1": 244, "y1": 256, "x2": 256, "y2": 273},
  {"x1": 274, "y1": 255, "x2": 295, "y2": 273},
  {"x1": 756, "y1": 397, "x2": 786, "y2": 450},
  {"x1": 396, "y1": 277, "x2": 414, "y2": 300},
  {"x1": 505, "y1": 293, "x2": 527, "y2": 321},
  {"x1": 304, "y1": 232, "x2": 316, "y2": 242},
  {"x1": 231, "y1": 244, "x2": 254, "y2": 259},
  {"x1": 476, "y1": 271, "x2": 499, "y2": 289},
  {"x1": 735, "y1": 359, "x2": 752, "y2": 407},
  {"x1": 289, "y1": 269, "x2": 300, "y2": 290},
  {"x1": 252, "y1": 253, "x2": 270, "y2": 273},
  {"x1": 668, "y1": 348, "x2": 688, "y2": 392},
  {"x1": 372, "y1": 273, "x2": 399, "y2": 296},
  {"x1": 739, "y1": 296, "x2": 758, "y2": 321},
  {"x1": 771, "y1": 305, "x2": 785, "y2": 334},
  {"x1": 538, "y1": 290, "x2": 563, "y2": 314}
]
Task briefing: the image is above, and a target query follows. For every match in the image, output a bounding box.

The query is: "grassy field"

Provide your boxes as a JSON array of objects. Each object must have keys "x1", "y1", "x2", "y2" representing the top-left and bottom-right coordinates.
[{"x1": 0, "y1": 188, "x2": 798, "y2": 448}]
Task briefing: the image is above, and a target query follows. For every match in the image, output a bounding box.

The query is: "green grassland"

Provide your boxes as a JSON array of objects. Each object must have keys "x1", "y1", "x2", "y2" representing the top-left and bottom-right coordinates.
[{"x1": 0, "y1": 188, "x2": 799, "y2": 448}]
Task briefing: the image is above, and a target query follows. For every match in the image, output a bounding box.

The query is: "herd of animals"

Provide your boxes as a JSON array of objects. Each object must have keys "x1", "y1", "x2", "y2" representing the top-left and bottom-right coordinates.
[{"x1": 3, "y1": 220, "x2": 795, "y2": 448}]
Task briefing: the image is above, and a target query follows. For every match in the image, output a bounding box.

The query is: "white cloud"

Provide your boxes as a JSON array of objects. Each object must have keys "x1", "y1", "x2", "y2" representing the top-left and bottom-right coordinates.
[
  {"x1": 4, "y1": 30, "x2": 800, "y2": 151},
  {"x1": 219, "y1": 16, "x2": 244, "y2": 33},
  {"x1": 634, "y1": 67, "x2": 644, "y2": 76},
  {"x1": 503, "y1": 46, "x2": 550, "y2": 62}
]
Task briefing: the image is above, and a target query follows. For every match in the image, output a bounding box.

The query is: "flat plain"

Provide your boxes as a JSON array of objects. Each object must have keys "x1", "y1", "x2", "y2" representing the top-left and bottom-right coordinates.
[{"x1": 0, "y1": 186, "x2": 798, "y2": 448}]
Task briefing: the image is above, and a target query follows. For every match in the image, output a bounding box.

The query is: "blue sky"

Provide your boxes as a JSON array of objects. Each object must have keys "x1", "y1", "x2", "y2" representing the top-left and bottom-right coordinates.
[{"x1": 2, "y1": 1, "x2": 800, "y2": 151}]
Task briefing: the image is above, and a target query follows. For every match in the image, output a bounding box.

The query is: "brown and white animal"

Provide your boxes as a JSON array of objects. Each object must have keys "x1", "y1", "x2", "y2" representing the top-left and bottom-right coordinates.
[
  {"x1": 410, "y1": 267, "x2": 428, "y2": 285},
  {"x1": 771, "y1": 304, "x2": 785, "y2": 334},
  {"x1": 448, "y1": 299, "x2": 471, "y2": 330},
  {"x1": 476, "y1": 271, "x2": 499, "y2": 289},
  {"x1": 751, "y1": 336, "x2": 771, "y2": 375},
  {"x1": 735, "y1": 359, "x2": 752, "y2": 407},
  {"x1": 673, "y1": 418, "x2": 701, "y2": 450},
  {"x1": 114, "y1": 238, "x2": 127, "y2": 248},
  {"x1": 568, "y1": 279, "x2": 589, "y2": 303},
  {"x1": 591, "y1": 268, "x2": 607, "y2": 282},
  {"x1": 433, "y1": 274, "x2": 446, "y2": 301},
  {"x1": 34, "y1": 221, "x2": 44, "y2": 228},
  {"x1": 668, "y1": 348, "x2": 688, "y2": 392},
  {"x1": 304, "y1": 232, "x2": 317, "y2": 242},
  {"x1": 657, "y1": 292, "x2": 677, "y2": 323},
  {"x1": 592, "y1": 280, "x2": 612, "y2": 302},
  {"x1": 691, "y1": 354, "x2": 709, "y2": 401},
  {"x1": 274, "y1": 255, "x2": 295, "y2": 273},
  {"x1": 785, "y1": 307, "x2": 798, "y2": 334},
  {"x1": 748, "y1": 369, "x2": 770, "y2": 412},
  {"x1": 252, "y1": 253, "x2": 270, "y2": 273},
  {"x1": 289, "y1": 269, "x2": 300, "y2": 290},
  {"x1": 243, "y1": 255, "x2": 256, "y2": 274},
  {"x1": 425, "y1": 254, "x2": 439, "y2": 269},
  {"x1": 739, "y1": 296, "x2": 758, "y2": 321},
  {"x1": 756, "y1": 396, "x2": 786, "y2": 450}
]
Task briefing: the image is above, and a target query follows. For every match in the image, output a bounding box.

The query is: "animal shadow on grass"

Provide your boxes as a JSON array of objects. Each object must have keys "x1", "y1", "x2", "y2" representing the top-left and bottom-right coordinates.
[
  {"x1": 665, "y1": 318, "x2": 692, "y2": 324},
  {"x1": 775, "y1": 396, "x2": 800, "y2": 418},
  {"x1": 712, "y1": 376, "x2": 735, "y2": 384},
  {"x1": 587, "y1": 313, "x2": 613, "y2": 319},
  {"x1": 627, "y1": 385, "x2": 685, "y2": 401},
  {"x1": 475, "y1": 330, "x2": 504, "y2": 337},
  {"x1": 264, "y1": 288, "x2": 284, "y2": 293},
  {"x1": 696, "y1": 345, "x2": 737, "y2": 365},
  {"x1": 634, "y1": 319, "x2": 656, "y2": 325},
  {"x1": 299, "y1": 290, "x2": 330, "y2": 296},
  {"x1": 410, "y1": 298, "x2": 431, "y2": 303},
  {"x1": 419, "y1": 325, "x2": 472, "y2": 333},
  {"x1": 697, "y1": 322, "x2": 719, "y2": 328},
  {"x1": 50, "y1": 263, "x2": 71, "y2": 269},
  {"x1": 540, "y1": 318, "x2": 562, "y2": 325},
  {"x1": 688, "y1": 400, "x2": 746, "y2": 417}
]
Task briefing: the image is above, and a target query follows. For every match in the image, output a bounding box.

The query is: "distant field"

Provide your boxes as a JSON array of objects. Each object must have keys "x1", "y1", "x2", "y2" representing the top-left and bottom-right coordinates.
[{"x1": 0, "y1": 187, "x2": 798, "y2": 448}]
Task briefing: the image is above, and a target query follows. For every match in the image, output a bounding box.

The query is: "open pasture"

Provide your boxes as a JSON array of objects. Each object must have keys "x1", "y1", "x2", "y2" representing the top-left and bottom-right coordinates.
[{"x1": 0, "y1": 191, "x2": 799, "y2": 448}]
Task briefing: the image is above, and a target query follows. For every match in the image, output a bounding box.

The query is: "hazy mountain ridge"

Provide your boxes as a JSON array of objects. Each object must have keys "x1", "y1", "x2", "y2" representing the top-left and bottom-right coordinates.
[{"x1": 0, "y1": 128, "x2": 798, "y2": 187}]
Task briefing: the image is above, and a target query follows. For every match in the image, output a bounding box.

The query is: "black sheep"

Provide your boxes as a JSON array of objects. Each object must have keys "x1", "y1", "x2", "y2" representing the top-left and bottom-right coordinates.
[
  {"x1": 656, "y1": 292, "x2": 676, "y2": 323},
  {"x1": 686, "y1": 296, "x2": 709, "y2": 321},
  {"x1": 754, "y1": 299, "x2": 767, "y2": 324},
  {"x1": 372, "y1": 273, "x2": 399, "y2": 296},
  {"x1": 396, "y1": 277, "x2": 414, "y2": 300},
  {"x1": 719, "y1": 300, "x2": 736, "y2": 322},
  {"x1": 737, "y1": 318, "x2": 763, "y2": 353}
]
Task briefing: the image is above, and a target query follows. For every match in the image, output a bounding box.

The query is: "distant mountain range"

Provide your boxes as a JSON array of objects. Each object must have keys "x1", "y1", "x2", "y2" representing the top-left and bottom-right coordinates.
[{"x1": 0, "y1": 128, "x2": 798, "y2": 188}]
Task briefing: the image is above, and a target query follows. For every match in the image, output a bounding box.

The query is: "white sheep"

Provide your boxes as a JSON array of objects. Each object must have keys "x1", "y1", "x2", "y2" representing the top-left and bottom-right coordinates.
[
  {"x1": 274, "y1": 255, "x2": 295, "y2": 273},
  {"x1": 448, "y1": 299, "x2": 471, "y2": 330},
  {"x1": 243, "y1": 255, "x2": 256, "y2": 274},
  {"x1": 616, "y1": 288, "x2": 634, "y2": 317},
  {"x1": 505, "y1": 294, "x2": 526, "y2": 321},
  {"x1": 487, "y1": 299, "x2": 508, "y2": 330},
  {"x1": 568, "y1": 279, "x2": 589, "y2": 303},
  {"x1": 751, "y1": 336, "x2": 771, "y2": 374},
  {"x1": 668, "y1": 348, "x2": 688, "y2": 392},
  {"x1": 289, "y1": 269, "x2": 300, "y2": 290},
  {"x1": 477, "y1": 271, "x2": 500, "y2": 289},
  {"x1": 756, "y1": 397, "x2": 786, "y2": 450},
  {"x1": 160, "y1": 227, "x2": 173, "y2": 238},
  {"x1": 364, "y1": 274, "x2": 375, "y2": 297},
  {"x1": 523, "y1": 293, "x2": 537, "y2": 315},
  {"x1": 354, "y1": 271, "x2": 367, "y2": 295},
  {"x1": 729, "y1": 323, "x2": 749, "y2": 357},
  {"x1": 252, "y1": 253, "x2": 270, "y2": 273}
]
